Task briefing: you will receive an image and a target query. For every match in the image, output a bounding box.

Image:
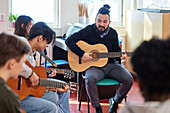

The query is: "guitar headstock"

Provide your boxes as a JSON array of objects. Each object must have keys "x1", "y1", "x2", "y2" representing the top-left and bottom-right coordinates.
[
  {"x1": 69, "y1": 82, "x2": 79, "y2": 93},
  {"x1": 63, "y1": 69, "x2": 75, "y2": 79}
]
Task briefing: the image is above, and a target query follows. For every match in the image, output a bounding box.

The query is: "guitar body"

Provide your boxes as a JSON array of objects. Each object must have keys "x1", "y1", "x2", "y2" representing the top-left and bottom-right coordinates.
[
  {"x1": 68, "y1": 41, "x2": 108, "y2": 72},
  {"x1": 7, "y1": 66, "x2": 47, "y2": 100}
]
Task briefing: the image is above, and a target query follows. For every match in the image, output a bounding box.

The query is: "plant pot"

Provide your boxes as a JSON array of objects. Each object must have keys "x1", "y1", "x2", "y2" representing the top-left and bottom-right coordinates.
[{"x1": 12, "y1": 22, "x2": 15, "y2": 28}]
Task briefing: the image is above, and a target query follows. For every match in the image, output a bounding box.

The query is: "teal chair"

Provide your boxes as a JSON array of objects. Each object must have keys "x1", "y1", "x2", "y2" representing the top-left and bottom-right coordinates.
[
  {"x1": 96, "y1": 78, "x2": 120, "y2": 86},
  {"x1": 42, "y1": 59, "x2": 68, "y2": 67},
  {"x1": 78, "y1": 76, "x2": 124, "y2": 113}
]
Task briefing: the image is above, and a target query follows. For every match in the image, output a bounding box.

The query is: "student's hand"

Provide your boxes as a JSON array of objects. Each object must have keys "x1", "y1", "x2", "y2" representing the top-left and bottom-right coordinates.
[
  {"x1": 48, "y1": 87, "x2": 56, "y2": 92},
  {"x1": 57, "y1": 85, "x2": 70, "y2": 93},
  {"x1": 82, "y1": 52, "x2": 92, "y2": 62},
  {"x1": 48, "y1": 69, "x2": 57, "y2": 77},
  {"x1": 121, "y1": 53, "x2": 127, "y2": 60},
  {"x1": 29, "y1": 72, "x2": 39, "y2": 86}
]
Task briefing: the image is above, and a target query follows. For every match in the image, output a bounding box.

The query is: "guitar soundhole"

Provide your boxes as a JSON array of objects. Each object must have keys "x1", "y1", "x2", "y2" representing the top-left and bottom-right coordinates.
[{"x1": 91, "y1": 50, "x2": 99, "y2": 61}]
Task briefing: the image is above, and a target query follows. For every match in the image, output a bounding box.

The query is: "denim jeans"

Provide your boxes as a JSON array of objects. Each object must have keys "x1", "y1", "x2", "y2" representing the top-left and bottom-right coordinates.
[
  {"x1": 85, "y1": 63, "x2": 134, "y2": 107},
  {"x1": 57, "y1": 90, "x2": 70, "y2": 113},
  {"x1": 21, "y1": 90, "x2": 70, "y2": 113}
]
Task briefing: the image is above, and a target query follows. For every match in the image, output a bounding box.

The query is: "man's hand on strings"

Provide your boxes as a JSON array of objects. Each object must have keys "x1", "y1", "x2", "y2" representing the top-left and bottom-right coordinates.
[
  {"x1": 82, "y1": 52, "x2": 92, "y2": 62},
  {"x1": 121, "y1": 52, "x2": 127, "y2": 60}
]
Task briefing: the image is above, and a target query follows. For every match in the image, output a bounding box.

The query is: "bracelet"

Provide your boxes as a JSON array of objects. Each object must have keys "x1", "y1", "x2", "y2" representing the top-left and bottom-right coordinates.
[{"x1": 28, "y1": 70, "x2": 34, "y2": 78}]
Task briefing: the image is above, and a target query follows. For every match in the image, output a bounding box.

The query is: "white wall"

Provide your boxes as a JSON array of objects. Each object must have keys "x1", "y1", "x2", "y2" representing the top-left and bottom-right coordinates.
[
  {"x1": 0, "y1": 0, "x2": 11, "y2": 33},
  {"x1": 60, "y1": 0, "x2": 79, "y2": 35}
]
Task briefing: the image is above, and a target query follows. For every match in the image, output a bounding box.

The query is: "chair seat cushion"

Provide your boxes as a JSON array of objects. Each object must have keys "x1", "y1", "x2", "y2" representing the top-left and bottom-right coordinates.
[
  {"x1": 43, "y1": 60, "x2": 68, "y2": 67},
  {"x1": 96, "y1": 78, "x2": 120, "y2": 86}
]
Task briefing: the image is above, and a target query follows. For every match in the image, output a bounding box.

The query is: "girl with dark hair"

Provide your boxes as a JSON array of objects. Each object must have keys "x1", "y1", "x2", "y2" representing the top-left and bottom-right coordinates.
[{"x1": 14, "y1": 15, "x2": 33, "y2": 38}]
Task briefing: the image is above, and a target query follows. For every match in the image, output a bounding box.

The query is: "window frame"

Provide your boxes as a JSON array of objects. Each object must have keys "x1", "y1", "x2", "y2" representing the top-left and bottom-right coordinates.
[
  {"x1": 9, "y1": 0, "x2": 60, "y2": 28},
  {"x1": 88, "y1": 0, "x2": 123, "y2": 26}
]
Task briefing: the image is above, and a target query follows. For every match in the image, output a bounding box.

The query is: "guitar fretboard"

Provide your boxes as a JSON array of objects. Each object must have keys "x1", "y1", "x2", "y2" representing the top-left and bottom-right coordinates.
[
  {"x1": 45, "y1": 68, "x2": 74, "y2": 78},
  {"x1": 39, "y1": 78, "x2": 68, "y2": 88},
  {"x1": 45, "y1": 68, "x2": 68, "y2": 74},
  {"x1": 98, "y1": 52, "x2": 133, "y2": 58}
]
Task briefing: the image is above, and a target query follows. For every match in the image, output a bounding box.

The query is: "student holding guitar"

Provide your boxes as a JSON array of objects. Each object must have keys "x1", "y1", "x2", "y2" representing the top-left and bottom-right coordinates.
[
  {"x1": 0, "y1": 33, "x2": 30, "y2": 113},
  {"x1": 13, "y1": 20, "x2": 70, "y2": 113},
  {"x1": 66, "y1": 4, "x2": 133, "y2": 113}
]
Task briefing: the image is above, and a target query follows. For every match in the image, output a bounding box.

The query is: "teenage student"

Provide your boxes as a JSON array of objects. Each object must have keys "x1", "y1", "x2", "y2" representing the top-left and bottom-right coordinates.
[
  {"x1": 0, "y1": 33, "x2": 30, "y2": 113},
  {"x1": 17, "y1": 21, "x2": 70, "y2": 113}
]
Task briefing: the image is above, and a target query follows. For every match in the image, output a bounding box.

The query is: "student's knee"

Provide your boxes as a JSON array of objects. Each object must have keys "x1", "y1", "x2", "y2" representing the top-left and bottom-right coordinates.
[
  {"x1": 85, "y1": 74, "x2": 98, "y2": 84},
  {"x1": 125, "y1": 73, "x2": 134, "y2": 86},
  {"x1": 66, "y1": 90, "x2": 70, "y2": 97},
  {"x1": 49, "y1": 92, "x2": 60, "y2": 105},
  {"x1": 47, "y1": 103, "x2": 58, "y2": 113}
]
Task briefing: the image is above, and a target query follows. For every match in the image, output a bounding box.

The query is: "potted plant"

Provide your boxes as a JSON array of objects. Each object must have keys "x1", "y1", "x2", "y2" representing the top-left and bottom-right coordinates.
[{"x1": 9, "y1": 13, "x2": 18, "y2": 28}]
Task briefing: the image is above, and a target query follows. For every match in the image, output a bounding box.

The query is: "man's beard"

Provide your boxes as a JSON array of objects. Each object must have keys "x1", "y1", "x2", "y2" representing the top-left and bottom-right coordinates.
[{"x1": 95, "y1": 25, "x2": 109, "y2": 35}]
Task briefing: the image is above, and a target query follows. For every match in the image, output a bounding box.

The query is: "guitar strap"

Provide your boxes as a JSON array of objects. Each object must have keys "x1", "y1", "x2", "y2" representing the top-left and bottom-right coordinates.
[{"x1": 25, "y1": 60, "x2": 34, "y2": 69}]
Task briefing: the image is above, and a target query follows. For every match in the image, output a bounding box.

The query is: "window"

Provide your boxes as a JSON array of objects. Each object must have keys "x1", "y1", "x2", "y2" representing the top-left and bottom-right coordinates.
[
  {"x1": 9, "y1": 0, "x2": 59, "y2": 27},
  {"x1": 84, "y1": 0, "x2": 123, "y2": 26}
]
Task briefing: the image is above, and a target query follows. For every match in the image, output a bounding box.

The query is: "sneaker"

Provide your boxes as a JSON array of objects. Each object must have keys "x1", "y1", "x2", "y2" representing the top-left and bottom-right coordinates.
[
  {"x1": 109, "y1": 97, "x2": 118, "y2": 113},
  {"x1": 95, "y1": 104, "x2": 103, "y2": 113}
]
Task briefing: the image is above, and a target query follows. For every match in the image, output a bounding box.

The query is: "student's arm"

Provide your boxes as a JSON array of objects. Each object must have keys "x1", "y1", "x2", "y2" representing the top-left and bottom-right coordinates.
[
  {"x1": 48, "y1": 85, "x2": 70, "y2": 93},
  {"x1": 56, "y1": 85, "x2": 70, "y2": 93},
  {"x1": 20, "y1": 63, "x2": 39, "y2": 86}
]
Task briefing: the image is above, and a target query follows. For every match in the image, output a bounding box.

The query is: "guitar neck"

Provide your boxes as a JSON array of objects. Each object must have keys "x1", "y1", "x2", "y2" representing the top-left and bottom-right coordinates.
[
  {"x1": 38, "y1": 51, "x2": 57, "y2": 67},
  {"x1": 39, "y1": 78, "x2": 68, "y2": 88},
  {"x1": 45, "y1": 68, "x2": 74, "y2": 78},
  {"x1": 98, "y1": 52, "x2": 133, "y2": 58},
  {"x1": 45, "y1": 68, "x2": 67, "y2": 74}
]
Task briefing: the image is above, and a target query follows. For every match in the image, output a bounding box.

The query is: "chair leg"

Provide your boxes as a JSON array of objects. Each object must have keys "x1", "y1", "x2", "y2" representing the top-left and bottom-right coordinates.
[
  {"x1": 78, "y1": 78, "x2": 84, "y2": 111},
  {"x1": 125, "y1": 96, "x2": 127, "y2": 103},
  {"x1": 87, "y1": 96, "x2": 90, "y2": 113}
]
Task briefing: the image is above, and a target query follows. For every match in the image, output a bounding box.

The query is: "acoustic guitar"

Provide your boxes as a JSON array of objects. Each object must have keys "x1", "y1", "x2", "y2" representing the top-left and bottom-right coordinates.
[
  {"x1": 7, "y1": 61, "x2": 79, "y2": 101},
  {"x1": 68, "y1": 40, "x2": 133, "y2": 72}
]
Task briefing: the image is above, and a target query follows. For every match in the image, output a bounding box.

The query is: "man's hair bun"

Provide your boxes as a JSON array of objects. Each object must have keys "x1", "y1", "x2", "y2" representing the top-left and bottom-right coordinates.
[
  {"x1": 97, "y1": 4, "x2": 110, "y2": 16},
  {"x1": 103, "y1": 4, "x2": 110, "y2": 9}
]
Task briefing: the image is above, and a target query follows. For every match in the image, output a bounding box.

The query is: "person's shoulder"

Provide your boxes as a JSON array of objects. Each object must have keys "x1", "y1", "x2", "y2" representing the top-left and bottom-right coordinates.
[
  {"x1": 15, "y1": 35, "x2": 31, "y2": 48},
  {"x1": 0, "y1": 84, "x2": 20, "y2": 113},
  {"x1": 109, "y1": 27, "x2": 117, "y2": 33},
  {"x1": 77, "y1": 24, "x2": 94, "y2": 33},
  {"x1": 0, "y1": 82, "x2": 19, "y2": 102},
  {"x1": 119, "y1": 103, "x2": 146, "y2": 113},
  {"x1": 82, "y1": 24, "x2": 93, "y2": 30},
  {"x1": 150, "y1": 99, "x2": 170, "y2": 113},
  {"x1": 16, "y1": 35, "x2": 28, "y2": 43}
]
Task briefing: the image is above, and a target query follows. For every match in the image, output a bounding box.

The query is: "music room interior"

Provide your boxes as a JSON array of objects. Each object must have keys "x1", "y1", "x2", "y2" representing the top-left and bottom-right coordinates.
[{"x1": 0, "y1": 0, "x2": 170, "y2": 112}]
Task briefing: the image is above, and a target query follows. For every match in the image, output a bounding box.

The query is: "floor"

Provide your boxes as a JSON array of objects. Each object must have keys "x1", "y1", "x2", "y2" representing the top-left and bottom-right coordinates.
[{"x1": 69, "y1": 80, "x2": 144, "y2": 113}]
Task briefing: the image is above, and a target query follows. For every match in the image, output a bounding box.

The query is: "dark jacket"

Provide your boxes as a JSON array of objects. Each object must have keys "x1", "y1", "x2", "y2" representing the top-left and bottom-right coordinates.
[{"x1": 65, "y1": 24, "x2": 121, "y2": 63}]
